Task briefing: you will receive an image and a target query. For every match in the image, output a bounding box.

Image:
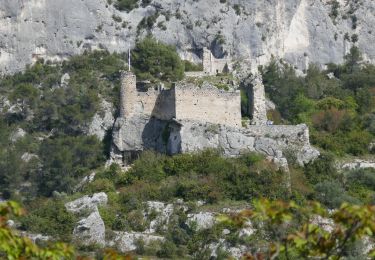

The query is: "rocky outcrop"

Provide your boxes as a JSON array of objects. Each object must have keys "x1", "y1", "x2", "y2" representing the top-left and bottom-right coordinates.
[
  {"x1": 339, "y1": 159, "x2": 375, "y2": 171},
  {"x1": 65, "y1": 192, "x2": 107, "y2": 246},
  {"x1": 168, "y1": 120, "x2": 319, "y2": 167},
  {"x1": 73, "y1": 210, "x2": 106, "y2": 246},
  {"x1": 9, "y1": 128, "x2": 26, "y2": 143},
  {"x1": 65, "y1": 192, "x2": 108, "y2": 214},
  {"x1": 86, "y1": 99, "x2": 115, "y2": 141},
  {"x1": 108, "y1": 231, "x2": 165, "y2": 253},
  {"x1": 112, "y1": 116, "x2": 320, "y2": 168},
  {"x1": 144, "y1": 201, "x2": 174, "y2": 234},
  {"x1": 1, "y1": 0, "x2": 374, "y2": 74},
  {"x1": 187, "y1": 212, "x2": 216, "y2": 230}
]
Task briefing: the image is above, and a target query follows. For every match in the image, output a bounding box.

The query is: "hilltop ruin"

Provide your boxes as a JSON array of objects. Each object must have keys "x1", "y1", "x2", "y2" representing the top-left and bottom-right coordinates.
[{"x1": 111, "y1": 50, "x2": 319, "y2": 169}]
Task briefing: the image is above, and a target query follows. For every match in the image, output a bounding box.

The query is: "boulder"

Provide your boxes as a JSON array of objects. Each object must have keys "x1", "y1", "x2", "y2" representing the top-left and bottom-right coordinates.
[
  {"x1": 60, "y1": 73, "x2": 70, "y2": 87},
  {"x1": 72, "y1": 209, "x2": 106, "y2": 246},
  {"x1": 65, "y1": 192, "x2": 107, "y2": 214},
  {"x1": 21, "y1": 153, "x2": 38, "y2": 163}
]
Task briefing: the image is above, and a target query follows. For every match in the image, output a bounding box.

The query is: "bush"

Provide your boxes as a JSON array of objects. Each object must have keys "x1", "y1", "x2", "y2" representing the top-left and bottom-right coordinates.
[
  {"x1": 314, "y1": 180, "x2": 359, "y2": 208},
  {"x1": 19, "y1": 199, "x2": 77, "y2": 242},
  {"x1": 115, "y1": 0, "x2": 138, "y2": 12},
  {"x1": 304, "y1": 153, "x2": 338, "y2": 185},
  {"x1": 86, "y1": 179, "x2": 116, "y2": 193},
  {"x1": 184, "y1": 60, "x2": 203, "y2": 72}
]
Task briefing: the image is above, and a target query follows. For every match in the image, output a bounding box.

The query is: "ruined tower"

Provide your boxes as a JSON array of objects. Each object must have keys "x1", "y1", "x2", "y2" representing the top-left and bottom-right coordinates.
[
  {"x1": 120, "y1": 71, "x2": 137, "y2": 118},
  {"x1": 202, "y1": 47, "x2": 213, "y2": 75},
  {"x1": 250, "y1": 74, "x2": 268, "y2": 125}
]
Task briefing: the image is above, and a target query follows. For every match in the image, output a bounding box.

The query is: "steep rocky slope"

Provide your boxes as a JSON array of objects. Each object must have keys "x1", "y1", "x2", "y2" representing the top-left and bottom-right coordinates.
[{"x1": 1, "y1": 0, "x2": 374, "y2": 74}]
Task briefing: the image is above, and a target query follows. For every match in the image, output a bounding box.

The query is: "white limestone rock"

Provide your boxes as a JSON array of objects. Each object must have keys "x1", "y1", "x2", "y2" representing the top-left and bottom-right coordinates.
[
  {"x1": 73, "y1": 172, "x2": 96, "y2": 192},
  {"x1": 9, "y1": 128, "x2": 26, "y2": 143},
  {"x1": 144, "y1": 201, "x2": 174, "y2": 234},
  {"x1": 1, "y1": 0, "x2": 375, "y2": 75},
  {"x1": 296, "y1": 145, "x2": 320, "y2": 166},
  {"x1": 340, "y1": 160, "x2": 375, "y2": 171},
  {"x1": 265, "y1": 98, "x2": 276, "y2": 111},
  {"x1": 86, "y1": 99, "x2": 115, "y2": 141},
  {"x1": 21, "y1": 153, "x2": 38, "y2": 163},
  {"x1": 20, "y1": 232, "x2": 51, "y2": 244},
  {"x1": 60, "y1": 73, "x2": 70, "y2": 87},
  {"x1": 108, "y1": 231, "x2": 164, "y2": 253},
  {"x1": 65, "y1": 192, "x2": 108, "y2": 214},
  {"x1": 73, "y1": 209, "x2": 106, "y2": 246},
  {"x1": 187, "y1": 212, "x2": 216, "y2": 230}
]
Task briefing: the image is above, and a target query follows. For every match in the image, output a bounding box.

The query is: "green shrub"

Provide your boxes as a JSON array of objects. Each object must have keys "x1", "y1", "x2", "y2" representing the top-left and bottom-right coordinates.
[
  {"x1": 115, "y1": 0, "x2": 138, "y2": 12},
  {"x1": 132, "y1": 37, "x2": 184, "y2": 82},
  {"x1": 183, "y1": 60, "x2": 203, "y2": 72},
  {"x1": 86, "y1": 179, "x2": 116, "y2": 193},
  {"x1": 38, "y1": 135, "x2": 104, "y2": 196},
  {"x1": 19, "y1": 199, "x2": 77, "y2": 242},
  {"x1": 314, "y1": 180, "x2": 359, "y2": 208}
]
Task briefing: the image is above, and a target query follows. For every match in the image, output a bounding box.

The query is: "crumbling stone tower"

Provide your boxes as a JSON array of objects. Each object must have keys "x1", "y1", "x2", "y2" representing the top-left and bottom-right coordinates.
[
  {"x1": 251, "y1": 74, "x2": 268, "y2": 125},
  {"x1": 120, "y1": 71, "x2": 137, "y2": 119},
  {"x1": 203, "y1": 47, "x2": 213, "y2": 75}
]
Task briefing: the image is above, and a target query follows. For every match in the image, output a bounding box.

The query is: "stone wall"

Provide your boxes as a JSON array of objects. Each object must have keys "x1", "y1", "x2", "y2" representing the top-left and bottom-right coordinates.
[
  {"x1": 135, "y1": 89, "x2": 175, "y2": 121},
  {"x1": 120, "y1": 72, "x2": 241, "y2": 128},
  {"x1": 202, "y1": 47, "x2": 231, "y2": 76},
  {"x1": 174, "y1": 83, "x2": 241, "y2": 128}
]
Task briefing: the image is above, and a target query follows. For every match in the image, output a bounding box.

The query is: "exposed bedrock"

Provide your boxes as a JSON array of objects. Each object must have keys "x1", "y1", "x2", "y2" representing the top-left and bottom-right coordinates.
[{"x1": 1, "y1": 0, "x2": 374, "y2": 74}]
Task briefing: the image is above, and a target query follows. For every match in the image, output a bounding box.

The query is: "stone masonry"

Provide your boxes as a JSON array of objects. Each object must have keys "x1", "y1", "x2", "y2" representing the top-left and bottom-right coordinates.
[
  {"x1": 186, "y1": 48, "x2": 232, "y2": 77},
  {"x1": 111, "y1": 70, "x2": 320, "y2": 167}
]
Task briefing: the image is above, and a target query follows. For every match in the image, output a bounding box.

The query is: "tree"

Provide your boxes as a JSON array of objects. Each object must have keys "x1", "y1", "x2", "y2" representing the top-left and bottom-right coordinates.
[
  {"x1": 344, "y1": 46, "x2": 362, "y2": 73},
  {"x1": 132, "y1": 37, "x2": 185, "y2": 82},
  {"x1": 37, "y1": 135, "x2": 104, "y2": 196}
]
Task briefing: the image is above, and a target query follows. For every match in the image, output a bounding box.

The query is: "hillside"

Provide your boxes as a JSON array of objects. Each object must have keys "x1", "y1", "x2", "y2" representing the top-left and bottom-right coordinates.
[{"x1": 1, "y1": 0, "x2": 375, "y2": 259}]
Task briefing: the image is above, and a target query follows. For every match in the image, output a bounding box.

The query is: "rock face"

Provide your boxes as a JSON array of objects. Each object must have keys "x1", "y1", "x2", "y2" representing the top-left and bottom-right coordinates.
[
  {"x1": 112, "y1": 118, "x2": 320, "y2": 168},
  {"x1": 187, "y1": 212, "x2": 216, "y2": 230},
  {"x1": 86, "y1": 99, "x2": 115, "y2": 141},
  {"x1": 1, "y1": 0, "x2": 374, "y2": 74}
]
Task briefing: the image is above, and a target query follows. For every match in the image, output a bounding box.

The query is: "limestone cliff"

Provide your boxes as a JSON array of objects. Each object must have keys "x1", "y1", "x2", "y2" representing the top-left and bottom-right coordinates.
[{"x1": 1, "y1": 0, "x2": 374, "y2": 74}]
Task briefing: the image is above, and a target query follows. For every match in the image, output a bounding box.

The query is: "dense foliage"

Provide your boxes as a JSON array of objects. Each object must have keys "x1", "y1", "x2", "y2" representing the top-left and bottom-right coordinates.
[
  {"x1": 131, "y1": 37, "x2": 185, "y2": 82},
  {"x1": 222, "y1": 199, "x2": 375, "y2": 259},
  {"x1": 0, "y1": 37, "x2": 192, "y2": 200},
  {"x1": 262, "y1": 47, "x2": 375, "y2": 156},
  {"x1": 0, "y1": 51, "x2": 125, "y2": 199}
]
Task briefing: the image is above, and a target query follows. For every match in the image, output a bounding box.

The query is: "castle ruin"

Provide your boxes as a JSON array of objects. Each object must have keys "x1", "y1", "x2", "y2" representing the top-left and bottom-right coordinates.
[
  {"x1": 111, "y1": 68, "x2": 320, "y2": 168},
  {"x1": 185, "y1": 48, "x2": 232, "y2": 77}
]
